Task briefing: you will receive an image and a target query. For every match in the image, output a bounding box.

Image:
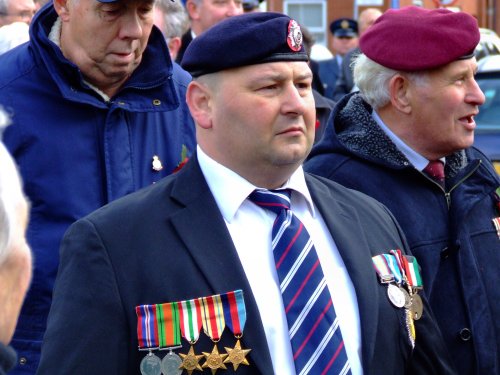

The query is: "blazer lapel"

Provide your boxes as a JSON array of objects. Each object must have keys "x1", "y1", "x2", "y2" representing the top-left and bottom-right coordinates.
[
  {"x1": 168, "y1": 157, "x2": 274, "y2": 374},
  {"x1": 307, "y1": 176, "x2": 379, "y2": 370}
]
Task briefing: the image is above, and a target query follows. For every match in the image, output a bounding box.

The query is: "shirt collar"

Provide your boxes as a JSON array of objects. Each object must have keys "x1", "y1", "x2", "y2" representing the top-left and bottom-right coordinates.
[
  {"x1": 371, "y1": 110, "x2": 444, "y2": 170},
  {"x1": 197, "y1": 145, "x2": 315, "y2": 223}
]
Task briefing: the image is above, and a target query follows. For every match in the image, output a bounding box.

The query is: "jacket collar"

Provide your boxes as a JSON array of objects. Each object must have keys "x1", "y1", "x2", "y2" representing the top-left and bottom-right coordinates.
[
  {"x1": 167, "y1": 155, "x2": 275, "y2": 374},
  {"x1": 330, "y1": 93, "x2": 469, "y2": 179}
]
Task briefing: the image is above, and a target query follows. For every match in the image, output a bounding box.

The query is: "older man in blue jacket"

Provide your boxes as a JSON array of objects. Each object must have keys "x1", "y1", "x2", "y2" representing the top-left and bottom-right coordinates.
[
  {"x1": 306, "y1": 7, "x2": 500, "y2": 375},
  {"x1": 0, "y1": 0, "x2": 196, "y2": 373}
]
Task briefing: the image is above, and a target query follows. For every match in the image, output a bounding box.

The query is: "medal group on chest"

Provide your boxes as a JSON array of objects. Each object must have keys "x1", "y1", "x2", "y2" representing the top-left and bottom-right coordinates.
[
  {"x1": 136, "y1": 290, "x2": 251, "y2": 375},
  {"x1": 372, "y1": 249, "x2": 424, "y2": 347}
]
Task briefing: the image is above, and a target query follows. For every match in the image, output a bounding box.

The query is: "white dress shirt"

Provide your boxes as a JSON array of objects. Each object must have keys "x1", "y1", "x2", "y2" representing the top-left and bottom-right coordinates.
[{"x1": 197, "y1": 146, "x2": 363, "y2": 375}]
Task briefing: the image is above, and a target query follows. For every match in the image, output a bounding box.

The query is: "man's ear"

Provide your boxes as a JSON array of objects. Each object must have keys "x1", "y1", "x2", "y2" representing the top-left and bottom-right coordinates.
[
  {"x1": 186, "y1": 80, "x2": 213, "y2": 129},
  {"x1": 389, "y1": 74, "x2": 412, "y2": 115},
  {"x1": 167, "y1": 37, "x2": 182, "y2": 61},
  {"x1": 53, "y1": 0, "x2": 71, "y2": 21},
  {"x1": 185, "y1": 0, "x2": 200, "y2": 20}
]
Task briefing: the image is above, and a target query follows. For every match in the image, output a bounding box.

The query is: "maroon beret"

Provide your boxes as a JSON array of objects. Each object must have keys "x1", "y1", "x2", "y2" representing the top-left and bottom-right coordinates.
[{"x1": 359, "y1": 6, "x2": 479, "y2": 71}]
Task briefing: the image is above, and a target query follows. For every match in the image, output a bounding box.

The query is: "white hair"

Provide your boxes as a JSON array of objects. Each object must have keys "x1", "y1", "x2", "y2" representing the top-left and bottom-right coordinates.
[
  {"x1": 353, "y1": 53, "x2": 428, "y2": 110},
  {"x1": 0, "y1": 107, "x2": 26, "y2": 264}
]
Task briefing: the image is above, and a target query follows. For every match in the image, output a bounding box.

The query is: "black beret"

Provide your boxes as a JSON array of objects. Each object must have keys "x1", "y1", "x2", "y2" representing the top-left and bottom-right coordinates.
[
  {"x1": 359, "y1": 6, "x2": 480, "y2": 71},
  {"x1": 329, "y1": 18, "x2": 358, "y2": 37},
  {"x1": 181, "y1": 12, "x2": 308, "y2": 77}
]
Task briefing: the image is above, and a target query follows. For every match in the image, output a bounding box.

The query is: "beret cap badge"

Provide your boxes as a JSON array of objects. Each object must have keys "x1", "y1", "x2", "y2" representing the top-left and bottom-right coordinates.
[{"x1": 287, "y1": 20, "x2": 303, "y2": 52}]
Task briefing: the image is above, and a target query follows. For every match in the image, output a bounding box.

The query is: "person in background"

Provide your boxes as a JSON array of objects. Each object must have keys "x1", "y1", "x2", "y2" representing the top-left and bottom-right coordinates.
[
  {"x1": 154, "y1": 0, "x2": 190, "y2": 61},
  {"x1": 37, "y1": 12, "x2": 454, "y2": 375},
  {"x1": 332, "y1": 7, "x2": 382, "y2": 101},
  {"x1": 317, "y1": 17, "x2": 358, "y2": 100},
  {"x1": 242, "y1": 0, "x2": 262, "y2": 13},
  {"x1": 0, "y1": 0, "x2": 196, "y2": 373},
  {"x1": 306, "y1": 6, "x2": 499, "y2": 374},
  {"x1": 175, "y1": 0, "x2": 243, "y2": 63},
  {"x1": 0, "y1": 0, "x2": 35, "y2": 26},
  {"x1": 0, "y1": 108, "x2": 32, "y2": 375}
]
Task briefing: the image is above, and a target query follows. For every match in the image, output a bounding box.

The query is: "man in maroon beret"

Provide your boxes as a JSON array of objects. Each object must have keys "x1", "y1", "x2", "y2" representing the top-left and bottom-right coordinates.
[{"x1": 306, "y1": 6, "x2": 499, "y2": 375}]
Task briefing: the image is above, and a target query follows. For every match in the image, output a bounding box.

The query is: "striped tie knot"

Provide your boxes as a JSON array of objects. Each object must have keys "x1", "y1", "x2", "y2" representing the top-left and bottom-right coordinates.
[{"x1": 248, "y1": 189, "x2": 292, "y2": 216}]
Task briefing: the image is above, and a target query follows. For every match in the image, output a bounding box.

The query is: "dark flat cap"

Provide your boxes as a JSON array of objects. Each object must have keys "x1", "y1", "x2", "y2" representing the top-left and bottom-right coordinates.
[
  {"x1": 330, "y1": 18, "x2": 358, "y2": 38},
  {"x1": 359, "y1": 6, "x2": 479, "y2": 71},
  {"x1": 181, "y1": 12, "x2": 308, "y2": 77}
]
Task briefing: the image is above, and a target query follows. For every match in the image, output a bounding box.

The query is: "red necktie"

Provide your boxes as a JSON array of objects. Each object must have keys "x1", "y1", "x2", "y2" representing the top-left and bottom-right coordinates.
[{"x1": 424, "y1": 160, "x2": 445, "y2": 188}]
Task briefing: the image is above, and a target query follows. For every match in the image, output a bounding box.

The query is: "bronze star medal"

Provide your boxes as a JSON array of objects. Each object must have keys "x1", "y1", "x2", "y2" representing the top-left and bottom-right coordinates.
[
  {"x1": 224, "y1": 339, "x2": 251, "y2": 371},
  {"x1": 179, "y1": 346, "x2": 203, "y2": 375},
  {"x1": 202, "y1": 345, "x2": 228, "y2": 375}
]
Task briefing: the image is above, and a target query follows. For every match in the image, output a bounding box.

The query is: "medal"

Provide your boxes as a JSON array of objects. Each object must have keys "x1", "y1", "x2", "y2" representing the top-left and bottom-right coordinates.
[
  {"x1": 202, "y1": 345, "x2": 228, "y2": 375},
  {"x1": 372, "y1": 254, "x2": 395, "y2": 284},
  {"x1": 152, "y1": 155, "x2": 163, "y2": 172},
  {"x1": 177, "y1": 298, "x2": 204, "y2": 374},
  {"x1": 140, "y1": 351, "x2": 162, "y2": 375},
  {"x1": 410, "y1": 294, "x2": 424, "y2": 320},
  {"x1": 201, "y1": 294, "x2": 227, "y2": 374},
  {"x1": 161, "y1": 350, "x2": 182, "y2": 375},
  {"x1": 221, "y1": 290, "x2": 251, "y2": 370},
  {"x1": 225, "y1": 340, "x2": 251, "y2": 370},
  {"x1": 400, "y1": 287, "x2": 412, "y2": 308},
  {"x1": 136, "y1": 302, "x2": 184, "y2": 375},
  {"x1": 387, "y1": 283, "x2": 406, "y2": 308},
  {"x1": 179, "y1": 346, "x2": 204, "y2": 375},
  {"x1": 136, "y1": 304, "x2": 161, "y2": 374},
  {"x1": 156, "y1": 302, "x2": 183, "y2": 374}
]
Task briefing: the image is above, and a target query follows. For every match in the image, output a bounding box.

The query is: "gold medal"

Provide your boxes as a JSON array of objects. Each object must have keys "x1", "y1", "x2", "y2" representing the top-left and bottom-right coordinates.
[
  {"x1": 410, "y1": 293, "x2": 424, "y2": 320},
  {"x1": 202, "y1": 344, "x2": 228, "y2": 375},
  {"x1": 179, "y1": 346, "x2": 203, "y2": 375},
  {"x1": 224, "y1": 339, "x2": 251, "y2": 371}
]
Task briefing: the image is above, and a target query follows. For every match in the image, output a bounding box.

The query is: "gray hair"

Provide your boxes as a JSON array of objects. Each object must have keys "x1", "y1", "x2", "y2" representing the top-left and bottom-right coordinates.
[
  {"x1": 157, "y1": 0, "x2": 189, "y2": 39},
  {"x1": 0, "y1": 108, "x2": 25, "y2": 264},
  {"x1": 353, "y1": 53, "x2": 428, "y2": 110}
]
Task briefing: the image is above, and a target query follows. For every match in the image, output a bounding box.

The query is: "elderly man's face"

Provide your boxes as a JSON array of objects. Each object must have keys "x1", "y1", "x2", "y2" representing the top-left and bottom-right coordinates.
[
  {"x1": 55, "y1": 0, "x2": 156, "y2": 97},
  {"x1": 192, "y1": 61, "x2": 316, "y2": 189},
  {"x1": 406, "y1": 58, "x2": 485, "y2": 159},
  {"x1": 189, "y1": 0, "x2": 243, "y2": 34}
]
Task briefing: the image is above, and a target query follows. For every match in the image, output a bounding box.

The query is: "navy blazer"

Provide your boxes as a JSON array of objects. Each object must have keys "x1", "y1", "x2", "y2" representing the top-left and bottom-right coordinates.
[{"x1": 37, "y1": 156, "x2": 455, "y2": 375}]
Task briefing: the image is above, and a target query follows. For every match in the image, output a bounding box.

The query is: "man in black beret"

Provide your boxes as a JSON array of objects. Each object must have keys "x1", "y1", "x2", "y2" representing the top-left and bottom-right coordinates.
[
  {"x1": 38, "y1": 11, "x2": 454, "y2": 375},
  {"x1": 306, "y1": 6, "x2": 499, "y2": 375}
]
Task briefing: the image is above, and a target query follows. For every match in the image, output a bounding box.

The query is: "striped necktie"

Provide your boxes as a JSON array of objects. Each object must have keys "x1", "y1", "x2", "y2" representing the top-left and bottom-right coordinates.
[{"x1": 249, "y1": 189, "x2": 351, "y2": 375}]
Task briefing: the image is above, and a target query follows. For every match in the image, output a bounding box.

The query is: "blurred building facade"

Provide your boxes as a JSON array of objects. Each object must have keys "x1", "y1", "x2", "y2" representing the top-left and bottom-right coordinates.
[{"x1": 264, "y1": 0, "x2": 499, "y2": 52}]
